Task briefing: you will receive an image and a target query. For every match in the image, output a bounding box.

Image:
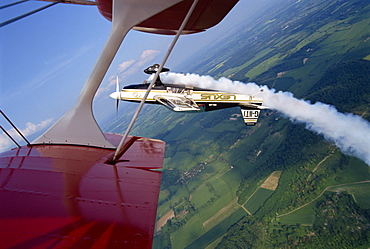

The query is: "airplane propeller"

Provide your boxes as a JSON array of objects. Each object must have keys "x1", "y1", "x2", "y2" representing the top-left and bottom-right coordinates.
[
  {"x1": 115, "y1": 75, "x2": 120, "y2": 113},
  {"x1": 109, "y1": 75, "x2": 121, "y2": 113}
]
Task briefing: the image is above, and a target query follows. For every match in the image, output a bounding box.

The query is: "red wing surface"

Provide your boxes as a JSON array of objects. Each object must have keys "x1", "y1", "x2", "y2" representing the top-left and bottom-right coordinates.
[
  {"x1": 97, "y1": 0, "x2": 238, "y2": 34},
  {"x1": 0, "y1": 134, "x2": 165, "y2": 249}
]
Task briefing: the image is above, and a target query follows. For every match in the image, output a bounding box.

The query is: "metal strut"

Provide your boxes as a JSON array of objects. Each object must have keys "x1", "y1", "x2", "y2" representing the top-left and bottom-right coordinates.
[{"x1": 111, "y1": 0, "x2": 200, "y2": 163}]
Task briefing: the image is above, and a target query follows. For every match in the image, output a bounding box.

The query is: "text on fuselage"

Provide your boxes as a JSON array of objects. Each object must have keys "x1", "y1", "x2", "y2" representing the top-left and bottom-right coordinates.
[{"x1": 200, "y1": 93, "x2": 236, "y2": 100}]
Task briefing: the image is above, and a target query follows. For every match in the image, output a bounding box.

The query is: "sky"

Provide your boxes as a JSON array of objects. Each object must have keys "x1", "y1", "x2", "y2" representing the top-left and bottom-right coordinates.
[{"x1": 0, "y1": 0, "x2": 275, "y2": 151}]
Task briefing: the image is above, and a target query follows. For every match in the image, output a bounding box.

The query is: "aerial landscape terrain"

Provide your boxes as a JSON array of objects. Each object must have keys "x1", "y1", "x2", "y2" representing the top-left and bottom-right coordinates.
[{"x1": 104, "y1": 0, "x2": 370, "y2": 248}]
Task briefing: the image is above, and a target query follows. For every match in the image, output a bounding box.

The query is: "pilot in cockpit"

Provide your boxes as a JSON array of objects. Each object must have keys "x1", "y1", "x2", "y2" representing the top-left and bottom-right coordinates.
[{"x1": 144, "y1": 64, "x2": 170, "y2": 86}]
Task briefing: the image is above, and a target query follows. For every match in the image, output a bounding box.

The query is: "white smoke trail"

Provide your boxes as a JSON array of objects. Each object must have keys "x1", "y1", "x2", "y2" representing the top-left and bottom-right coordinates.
[{"x1": 161, "y1": 72, "x2": 370, "y2": 166}]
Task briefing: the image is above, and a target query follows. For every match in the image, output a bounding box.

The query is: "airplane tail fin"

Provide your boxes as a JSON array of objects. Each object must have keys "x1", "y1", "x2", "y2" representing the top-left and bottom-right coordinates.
[{"x1": 240, "y1": 107, "x2": 261, "y2": 126}]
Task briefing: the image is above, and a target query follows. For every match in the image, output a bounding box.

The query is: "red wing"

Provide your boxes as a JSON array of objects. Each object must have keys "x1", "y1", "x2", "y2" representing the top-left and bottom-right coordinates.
[
  {"x1": 0, "y1": 134, "x2": 165, "y2": 249},
  {"x1": 97, "y1": 0, "x2": 239, "y2": 34}
]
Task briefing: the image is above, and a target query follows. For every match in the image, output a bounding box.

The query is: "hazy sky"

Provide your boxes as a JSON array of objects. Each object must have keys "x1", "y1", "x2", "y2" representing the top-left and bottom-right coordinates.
[{"x1": 0, "y1": 0, "x2": 275, "y2": 151}]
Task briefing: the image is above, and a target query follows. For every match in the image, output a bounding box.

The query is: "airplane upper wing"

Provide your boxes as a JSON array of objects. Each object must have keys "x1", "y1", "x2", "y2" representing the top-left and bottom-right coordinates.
[
  {"x1": 154, "y1": 95, "x2": 201, "y2": 111},
  {"x1": 96, "y1": 0, "x2": 239, "y2": 34}
]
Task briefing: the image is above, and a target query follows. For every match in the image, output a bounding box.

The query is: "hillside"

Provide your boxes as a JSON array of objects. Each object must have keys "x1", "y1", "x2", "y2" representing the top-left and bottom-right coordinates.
[{"x1": 103, "y1": 0, "x2": 370, "y2": 248}]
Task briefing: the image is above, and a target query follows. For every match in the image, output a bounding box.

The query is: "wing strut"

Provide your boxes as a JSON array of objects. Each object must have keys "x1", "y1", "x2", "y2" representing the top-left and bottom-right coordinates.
[
  {"x1": 33, "y1": 0, "x2": 182, "y2": 148},
  {"x1": 110, "y1": 0, "x2": 200, "y2": 163}
]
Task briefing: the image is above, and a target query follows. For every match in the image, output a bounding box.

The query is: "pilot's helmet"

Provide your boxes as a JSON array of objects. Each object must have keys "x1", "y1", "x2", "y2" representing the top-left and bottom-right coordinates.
[{"x1": 144, "y1": 64, "x2": 170, "y2": 75}]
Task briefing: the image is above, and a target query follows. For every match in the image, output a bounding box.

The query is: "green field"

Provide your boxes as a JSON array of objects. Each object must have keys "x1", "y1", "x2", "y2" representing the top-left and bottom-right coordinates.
[
  {"x1": 244, "y1": 188, "x2": 274, "y2": 214},
  {"x1": 184, "y1": 208, "x2": 246, "y2": 249},
  {"x1": 329, "y1": 182, "x2": 370, "y2": 209},
  {"x1": 276, "y1": 159, "x2": 370, "y2": 226},
  {"x1": 277, "y1": 197, "x2": 320, "y2": 225}
]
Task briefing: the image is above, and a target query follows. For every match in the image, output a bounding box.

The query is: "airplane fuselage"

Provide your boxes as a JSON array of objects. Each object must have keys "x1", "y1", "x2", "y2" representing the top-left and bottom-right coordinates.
[
  {"x1": 110, "y1": 82, "x2": 265, "y2": 125},
  {"x1": 119, "y1": 83, "x2": 261, "y2": 102}
]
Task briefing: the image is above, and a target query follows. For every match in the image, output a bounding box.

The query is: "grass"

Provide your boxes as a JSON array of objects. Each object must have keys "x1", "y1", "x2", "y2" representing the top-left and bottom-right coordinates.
[
  {"x1": 168, "y1": 160, "x2": 243, "y2": 248},
  {"x1": 246, "y1": 53, "x2": 286, "y2": 80},
  {"x1": 170, "y1": 152, "x2": 196, "y2": 171},
  {"x1": 184, "y1": 208, "x2": 246, "y2": 249},
  {"x1": 190, "y1": 185, "x2": 215, "y2": 209},
  {"x1": 328, "y1": 182, "x2": 370, "y2": 209},
  {"x1": 280, "y1": 17, "x2": 370, "y2": 97},
  {"x1": 220, "y1": 168, "x2": 245, "y2": 190},
  {"x1": 158, "y1": 189, "x2": 170, "y2": 204},
  {"x1": 156, "y1": 183, "x2": 193, "y2": 217},
  {"x1": 342, "y1": 19, "x2": 370, "y2": 40},
  {"x1": 208, "y1": 118, "x2": 243, "y2": 132},
  {"x1": 171, "y1": 212, "x2": 206, "y2": 249},
  {"x1": 278, "y1": 180, "x2": 370, "y2": 226},
  {"x1": 244, "y1": 188, "x2": 274, "y2": 214},
  {"x1": 252, "y1": 131, "x2": 285, "y2": 168},
  {"x1": 221, "y1": 48, "x2": 275, "y2": 78},
  {"x1": 202, "y1": 198, "x2": 239, "y2": 230},
  {"x1": 273, "y1": 77, "x2": 296, "y2": 91},
  {"x1": 277, "y1": 157, "x2": 370, "y2": 225},
  {"x1": 277, "y1": 201, "x2": 316, "y2": 225},
  {"x1": 336, "y1": 157, "x2": 370, "y2": 183},
  {"x1": 205, "y1": 235, "x2": 225, "y2": 249},
  {"x1": 151, "y1": 3, "x2": 370, "y2": 247}
]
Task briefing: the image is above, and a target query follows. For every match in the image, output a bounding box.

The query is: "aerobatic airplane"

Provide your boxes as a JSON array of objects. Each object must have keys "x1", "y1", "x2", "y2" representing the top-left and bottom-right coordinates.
[
  {"x1": 0, "y1": 0, "x2": 239, "y2": 248},
  {"x1": 110, "y1": 64, "x2": 267, "y2": 125}
]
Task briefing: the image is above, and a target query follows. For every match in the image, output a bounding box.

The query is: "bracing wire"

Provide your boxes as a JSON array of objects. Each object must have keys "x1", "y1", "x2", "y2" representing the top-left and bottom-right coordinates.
[
  {"x1": 0, "y1": 0, "x2": 28, "y2": 10},
  {"x1": 0, "y1": 110, "x2": 31, "y2": 146},
  {"x1": 0, "y1": 1, "x2": 59, "y2": 28}
]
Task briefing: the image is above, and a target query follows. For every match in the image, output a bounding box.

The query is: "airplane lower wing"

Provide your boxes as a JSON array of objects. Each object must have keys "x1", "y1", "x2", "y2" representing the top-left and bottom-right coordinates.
[
  {"x1": 0, "y1": 134, "x2": 165, "y2": 249},
  {"x1": 152, "y1": 93, "x2": 265, "y2": 126},
  {"x1": 154, "y1": 95, "x2": 201, "y2": 112}
]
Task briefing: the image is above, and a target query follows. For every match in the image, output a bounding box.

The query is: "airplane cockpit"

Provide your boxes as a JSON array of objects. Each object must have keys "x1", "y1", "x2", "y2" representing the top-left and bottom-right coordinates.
[
  {"x1": 123, "y1": 83, "x2": 166, "y2": 90},
  {"x1": 144, "y1": 64, "x2": 170, "y2": 86},
  {"x1": 123, "y1": 64, "x2": 171, "y2": 90}
]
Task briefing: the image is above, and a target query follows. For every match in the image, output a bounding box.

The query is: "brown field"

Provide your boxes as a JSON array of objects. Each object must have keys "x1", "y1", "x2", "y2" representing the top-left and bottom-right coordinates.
[
  {"x1": 155, "y1": 209, "x2": 175, "y2": 232},
  {"x1": 260, "y1": 171, "x2": 282, "y2": 191}
]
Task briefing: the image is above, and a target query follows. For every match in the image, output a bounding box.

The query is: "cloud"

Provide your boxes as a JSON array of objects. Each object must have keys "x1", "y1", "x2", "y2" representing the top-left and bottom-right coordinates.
[
  {"x1": 140, "y1": 50, "x2": 160, "y2": 64},
  {"x1": 0, "y1": 118, "x2": 53, "y2": 152},
  {"x1": 118, "y1": 59, "x2": 136, "y2": 73},
  {"x1": 119, "y1": 49, "x2": 160, "y2": 79}
]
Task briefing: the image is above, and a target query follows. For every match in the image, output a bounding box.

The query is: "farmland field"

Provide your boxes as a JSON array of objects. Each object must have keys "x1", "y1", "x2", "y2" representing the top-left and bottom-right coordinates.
[
  {"x1": 244, "y1": 188, "x2": 274, "y2": 214},
  {"x1": 183, "y1": 208, "x2": 246, "y2": 249},
  {"x1": 100, "y1": 0, "x2": 370, "y2": 247}
]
